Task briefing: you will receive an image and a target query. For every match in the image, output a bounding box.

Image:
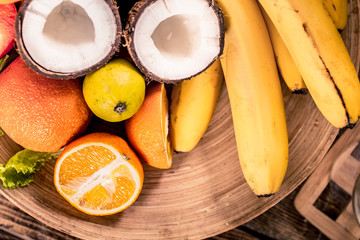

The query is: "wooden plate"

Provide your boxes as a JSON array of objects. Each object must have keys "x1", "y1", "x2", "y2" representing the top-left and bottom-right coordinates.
[{"x1": 1, "y1": 2, "x2": 359, "y2": 239}]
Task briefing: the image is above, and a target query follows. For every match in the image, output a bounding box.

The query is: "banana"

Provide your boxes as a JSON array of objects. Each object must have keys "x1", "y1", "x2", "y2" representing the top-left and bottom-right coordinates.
[
  {"x1": 323, "y1": 0, "x2": 348, "y2": 30},
  {"x1": 170, "y1": 59, "x2": 223, "y2": 152},
  {"x1": 217, "y1": 0, "x2": 288, "y2": 196},
  {"x1": 260, "y1": 7, "x2": 307, "y2": 94},
  {"x1": 258, "y1": 0, "x2": 360, "y2": 128}
]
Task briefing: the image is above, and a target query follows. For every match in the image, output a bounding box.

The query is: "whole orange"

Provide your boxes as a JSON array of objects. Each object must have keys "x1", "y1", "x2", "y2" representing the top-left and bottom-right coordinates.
[{"x1": 0, "y1": 57, "x2": 92, "y2": 152}]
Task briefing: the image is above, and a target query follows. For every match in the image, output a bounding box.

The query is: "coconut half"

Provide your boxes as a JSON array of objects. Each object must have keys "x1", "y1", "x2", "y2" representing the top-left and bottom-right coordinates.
[
  {"x1": 15, "y1": 0, "x2": 121, "y2": 79},
  {"x1": 124, "y1": 0, "x2": 224, "y2": 83}
]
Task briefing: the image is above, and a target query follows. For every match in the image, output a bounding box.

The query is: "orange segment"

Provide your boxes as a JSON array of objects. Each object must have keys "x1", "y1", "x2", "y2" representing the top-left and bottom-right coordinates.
[
  {"x1": 54, "y1": 132, "x2": 143, "y2": 216},
  {"x1": 59, "y1": 145, "x2": 117, "y2": 186},
  {"x1": 125, "y1": 82, "x2": 173, "y2": 169}
]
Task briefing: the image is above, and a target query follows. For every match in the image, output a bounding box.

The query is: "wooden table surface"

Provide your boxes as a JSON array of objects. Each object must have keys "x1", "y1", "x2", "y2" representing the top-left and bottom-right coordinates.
[
  {"x1": 5, "y1": 126, "x2": 360, "y2": 240},
  {"x1": 3, "y1": 108, "x2": 359, "y2": 240},
  {"x1": 2, "y1": 124, "x2": 356, "y2": 240},
  {"x1": 0, "y1": 180, "x2": 329, "y2": 240},
  {"x1": 3, "y1": 120, "x2": 359, "y2": 240}
]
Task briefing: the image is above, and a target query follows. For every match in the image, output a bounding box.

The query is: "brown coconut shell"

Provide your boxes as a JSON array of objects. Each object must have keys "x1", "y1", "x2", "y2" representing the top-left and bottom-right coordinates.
[
  {"x1": 124, "y1": 0, "x2": 225, "y2": 83},
  {"x1": 14, "y1": 0, "x2": 122, "y2": 79}
]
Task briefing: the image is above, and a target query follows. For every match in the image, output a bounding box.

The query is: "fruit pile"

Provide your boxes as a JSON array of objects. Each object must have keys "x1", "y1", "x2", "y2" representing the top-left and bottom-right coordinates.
[{"x1": 0, "y1": 0, "x2": 359, "y2": 217}]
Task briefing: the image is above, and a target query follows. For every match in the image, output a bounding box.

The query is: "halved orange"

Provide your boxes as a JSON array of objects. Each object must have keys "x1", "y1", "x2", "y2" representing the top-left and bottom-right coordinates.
[
  {"x1": 125, "y1": 82, "x2": 173, "y2": 169},
  {"x1": 54, "y1": 132, "x2": 143, "y2": 216}
]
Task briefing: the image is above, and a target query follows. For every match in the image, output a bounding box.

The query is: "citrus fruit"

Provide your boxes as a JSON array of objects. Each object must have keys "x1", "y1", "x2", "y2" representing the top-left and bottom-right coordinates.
[
  {"x1": 0, "y1": 57, "x2": 92, "y2": 152},
  {"x1": 125, "y1": 82, "x2": 173, "y2": 169},
  {"x1": 83, "y1": 58, "x2": 146, "y2": 122},
  {"x1": 54, "y1": 132, "x2": 144, "y2": 216}
]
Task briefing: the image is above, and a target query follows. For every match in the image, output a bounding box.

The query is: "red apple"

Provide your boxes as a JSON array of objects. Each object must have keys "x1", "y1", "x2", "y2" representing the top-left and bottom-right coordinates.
[{"x1": 0, "y1": 4, "x2": 16, "y2": 58}]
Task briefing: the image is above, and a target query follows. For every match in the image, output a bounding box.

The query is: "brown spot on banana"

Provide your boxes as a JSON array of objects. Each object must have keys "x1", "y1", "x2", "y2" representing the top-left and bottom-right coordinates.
[
  {"x1": 301, "y1": 22, "x2": 351, "y2": 128},
  {"x1": 302, "y1": 23, "x2": 309, "y2": 35},
  {"x1": 318, "y1": 55, "x2": 352, "y2": 128}
]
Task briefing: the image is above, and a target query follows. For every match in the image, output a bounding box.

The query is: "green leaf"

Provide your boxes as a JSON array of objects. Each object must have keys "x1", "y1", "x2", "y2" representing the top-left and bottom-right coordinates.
[
  {"x1": 0, "y1": 149, "x2": 61, "y2": 189},
  {"x1": 0, "y1": 166, "x2": 35, "y2": 188}
]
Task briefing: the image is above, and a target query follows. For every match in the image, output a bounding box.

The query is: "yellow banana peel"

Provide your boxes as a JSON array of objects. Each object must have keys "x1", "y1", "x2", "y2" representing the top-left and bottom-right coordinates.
[
  {"x1": 258, "y1": 0, "x2": 360, "y2": 128},
  {"x1": 170, "y1": 59, "x2": 223, "y2": 152},
  {"x1": 260, "y1": 6, "x2": 307, "y2": 94},
  {"x1": 217, "y1": 0, "x2": 289, "y2": 196}
]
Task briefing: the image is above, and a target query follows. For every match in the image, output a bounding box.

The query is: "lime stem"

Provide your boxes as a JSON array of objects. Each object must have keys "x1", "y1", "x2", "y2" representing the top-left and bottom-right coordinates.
[{"x1": 114, "y1": 102, "x2": 126, "y2": 114}]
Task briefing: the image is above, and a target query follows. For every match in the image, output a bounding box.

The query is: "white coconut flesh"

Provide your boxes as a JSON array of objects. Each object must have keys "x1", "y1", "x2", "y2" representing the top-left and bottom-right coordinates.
[
  {"x1": 133, "y1": 0, "x2": 222, "y2": 80},
  {"x1": 21, "y1": 0, "x2": 117, "y2": 73}
]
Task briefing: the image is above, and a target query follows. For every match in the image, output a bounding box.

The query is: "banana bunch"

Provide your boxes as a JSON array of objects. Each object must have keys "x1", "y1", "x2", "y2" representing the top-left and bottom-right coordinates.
[
  {"x1": 259, "y1": 0, "x2": 348, "y2": 94},
  {"x1": 169, "y1": 0, "x2": 359, "y2": 196},
  {"x1": 258, "y1": 0, "x2": 360, "y2": 128}
]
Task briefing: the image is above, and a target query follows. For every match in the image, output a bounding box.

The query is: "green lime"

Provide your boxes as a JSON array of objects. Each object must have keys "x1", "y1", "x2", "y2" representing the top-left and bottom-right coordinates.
[{"x1": 83, "y1": 58, "x2": 146, "y2": 122}]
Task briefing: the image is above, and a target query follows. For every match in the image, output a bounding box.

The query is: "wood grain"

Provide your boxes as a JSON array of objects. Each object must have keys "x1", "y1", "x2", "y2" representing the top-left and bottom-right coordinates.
[
  {"x1": 294, "y1": 123, "x2": 360, "y2": 240},
  {"x1": 241, "y1": 186, "x2": 329, "y2": 240},
  {"x1": 0, "y1": 1, "x2": 359, "y2": 239},
  {"x1": 0, "y1": 181, "x2": 329, "y2": 240},
  {"x1": 0, "y1": 195, "x2": 79, "y2": 240}
]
